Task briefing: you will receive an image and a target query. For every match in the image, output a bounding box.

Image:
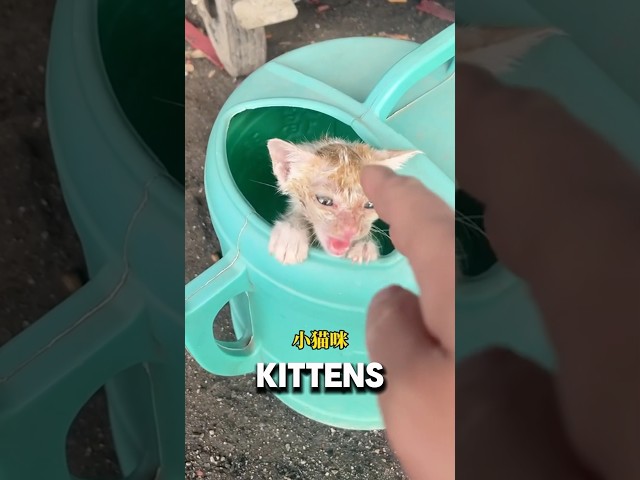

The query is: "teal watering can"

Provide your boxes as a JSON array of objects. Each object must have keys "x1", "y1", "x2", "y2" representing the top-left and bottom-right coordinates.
[
  {"x1": 0, "y1": 0, "x2": 183, "y2": 478},
  {"x1": 457, "y1": 0, "x2": 640, "y2": 370},
  {"x1": 185, "y1": 25, "x2": 456, "y2": 430}
]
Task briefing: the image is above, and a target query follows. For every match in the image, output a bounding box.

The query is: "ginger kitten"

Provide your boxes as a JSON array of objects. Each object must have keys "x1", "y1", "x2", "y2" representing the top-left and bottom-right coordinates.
[{"x1": 266, "y1": 138, "x2": 420, "y2": 264}]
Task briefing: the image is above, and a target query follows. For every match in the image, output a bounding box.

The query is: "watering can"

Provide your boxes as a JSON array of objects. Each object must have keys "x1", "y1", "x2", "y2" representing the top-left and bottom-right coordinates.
[
  {"x1": 185, "y1": 24, "x2": 456, "y2": 430},
  {"x1": 456, "y1": 0, "x2": 640, "y2": 370},
  {"x1": 0, "y1": 0, "x2": 183, "y2": 478}
]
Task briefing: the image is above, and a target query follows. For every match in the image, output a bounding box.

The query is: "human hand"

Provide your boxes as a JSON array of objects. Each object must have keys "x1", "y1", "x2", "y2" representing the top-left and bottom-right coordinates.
[
  {"x1": 361, "y1": 64, "x2": 639, "y2": 480},
  {"x1": 361, "y1": 165, "x2": 455, "y2": 480},
  {"x1": 456, "y1": 348, "x2": 597, "y2": 480},
  {"x1": 456, "y1": 64, "x2": 640, "y2": 480}
]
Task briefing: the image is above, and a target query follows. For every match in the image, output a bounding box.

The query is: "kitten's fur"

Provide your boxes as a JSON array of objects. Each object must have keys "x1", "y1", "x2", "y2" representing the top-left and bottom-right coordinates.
[{"x1": 267, "y1": 138, "x2": 419, "y2": 264}]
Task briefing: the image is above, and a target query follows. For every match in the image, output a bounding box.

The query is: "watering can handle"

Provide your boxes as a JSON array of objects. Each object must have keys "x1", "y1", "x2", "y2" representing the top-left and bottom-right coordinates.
[
  {"x1": 185, "y1": 249, "x2": 258, "y2": 376},
  {"x1": 364, "y1": 23, "x2": 455, "y2": 119},
  {"x1": 0, "y1": 264, "x2": 159, "y2": 479}
]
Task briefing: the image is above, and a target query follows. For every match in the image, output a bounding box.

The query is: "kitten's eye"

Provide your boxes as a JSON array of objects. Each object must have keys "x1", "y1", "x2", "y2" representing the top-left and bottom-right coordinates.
[
  {"x1": 364, "y1": 201, "x2": 374, "y2": 209},
  {"x1": 316, "y1": 195, "x2": 333, "y2": 206}
]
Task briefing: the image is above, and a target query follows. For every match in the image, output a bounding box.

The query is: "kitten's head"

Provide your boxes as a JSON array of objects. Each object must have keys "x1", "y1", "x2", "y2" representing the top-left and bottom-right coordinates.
[{"x1": 267, "y1": 138, "x2": 420, "y2": 257}]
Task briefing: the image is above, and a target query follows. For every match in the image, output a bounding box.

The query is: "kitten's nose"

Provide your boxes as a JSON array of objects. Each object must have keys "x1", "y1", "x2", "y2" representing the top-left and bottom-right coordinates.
[
  {"x1": 340, "y1": 226, "x2": 357, "y2": 240},
  {"x1": 336, "y1": 212, "x2": 358, "y2": 238}
]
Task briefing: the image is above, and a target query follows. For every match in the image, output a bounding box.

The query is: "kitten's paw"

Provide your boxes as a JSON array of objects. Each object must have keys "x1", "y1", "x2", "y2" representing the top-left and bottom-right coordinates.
[
  {"x1": 269, "y1": 221, "x2": 310, "y2": 265},
  {"x1": 346, "y1": 240, "x2": 379, "y2": 264}
]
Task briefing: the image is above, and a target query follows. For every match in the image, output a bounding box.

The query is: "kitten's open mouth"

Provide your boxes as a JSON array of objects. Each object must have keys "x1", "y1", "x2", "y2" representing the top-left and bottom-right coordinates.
[
  {"x1": 316, "y1": 235, "x2": 350, "y2": 257},
  {"x1": 327, "y1": 237, "x2": 351, "y2": 256}
]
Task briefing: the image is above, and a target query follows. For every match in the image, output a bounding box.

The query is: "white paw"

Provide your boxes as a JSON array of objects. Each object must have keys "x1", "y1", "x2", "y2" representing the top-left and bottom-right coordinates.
[
  {"x1": 269, "y1": 221, "x2": 310, "y2": 265},
  {"x1": 346, "y1": 240, "x2": 379, "y2": 264}
]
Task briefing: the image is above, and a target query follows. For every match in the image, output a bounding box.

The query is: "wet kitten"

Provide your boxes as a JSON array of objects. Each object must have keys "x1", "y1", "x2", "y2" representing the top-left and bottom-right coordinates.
[{"x1": 266, "y1": 137, "x2": 420, "y2": 264}]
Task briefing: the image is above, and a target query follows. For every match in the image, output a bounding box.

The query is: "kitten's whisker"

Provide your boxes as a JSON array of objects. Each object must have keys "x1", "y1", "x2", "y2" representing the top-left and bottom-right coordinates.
[
  {"x1": 454, "y1": 210, "x2": 490, "y2": 240},
  {"x1": 371, "y1": 225, "x2": 392, "y2": 241},
  {"x1": 152, "y1": 96, "x2": 185, "y2": 107},
  {"x1": 249, "y1": 179, "x2": 278, "y2": 190},
  {"x1": 454, "y1": 209, "x2": 485, "y2": 220},
  {"x1": 455, "y1": 217, "x2": 489, "y2": 240}
]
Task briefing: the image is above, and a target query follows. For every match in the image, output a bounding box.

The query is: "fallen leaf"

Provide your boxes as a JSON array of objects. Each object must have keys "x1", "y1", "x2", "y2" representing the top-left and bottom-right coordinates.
[
  {"x1": 184, "y1": 19, "x2": 225, "y2": 70},
  {"x1": 190, "y1": 49, "x2": 207, "y2": 59},
  {"x1": 416, "y1": 0, "x2": 455, "y2": 22},
  {"x1": 388, "y1": 0, "x2": 407, "y2": 3},
  {"x1": 208, "y1": 70, "x2": 216, "y2": 78},
  {"x1": 376, "y1": 32, "x2": 411, "y2": 40}
]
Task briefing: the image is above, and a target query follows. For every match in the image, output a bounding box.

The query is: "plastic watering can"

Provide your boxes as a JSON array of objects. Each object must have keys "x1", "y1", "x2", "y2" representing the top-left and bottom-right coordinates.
[
  {"x1": 185, "y1": 25, "x2": 456, "y2": 430},
  {"x1": 0, "y1": 0, "x2": 183, "y2": 478}
]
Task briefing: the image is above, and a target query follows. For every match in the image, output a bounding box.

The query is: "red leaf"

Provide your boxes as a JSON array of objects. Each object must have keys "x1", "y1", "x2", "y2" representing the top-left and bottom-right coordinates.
[
  {"x1": 185, "y1": 19, "x2": 225, "y2": 70},
  {"x1": 416, "y1": 0, "x2": 455, "y2": 22}
]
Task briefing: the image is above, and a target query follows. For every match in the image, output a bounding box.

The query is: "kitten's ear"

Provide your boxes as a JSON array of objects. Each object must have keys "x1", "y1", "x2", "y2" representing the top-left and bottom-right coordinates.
[
  {"x1": 267, "y1": 138, "x2": 315, "y2": 185},
  {"x1": 374, "y1": 149, "x2": 421, "y2": 170}
]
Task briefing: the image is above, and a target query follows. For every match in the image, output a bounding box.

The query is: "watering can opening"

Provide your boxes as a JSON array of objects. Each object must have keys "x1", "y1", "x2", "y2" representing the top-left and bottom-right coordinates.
[
  {"x1": 96, "y1": 0, "x2": 184, "y2": 187},
  {"x1": 225, "y1": 106, "x2": 397, "y2": 256}
]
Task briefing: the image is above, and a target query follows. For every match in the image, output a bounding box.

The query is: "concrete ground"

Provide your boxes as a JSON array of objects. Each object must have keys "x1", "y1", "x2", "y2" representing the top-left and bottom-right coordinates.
[{"x1": 185, "y1": 1, "x2": 452, "y2": 479}]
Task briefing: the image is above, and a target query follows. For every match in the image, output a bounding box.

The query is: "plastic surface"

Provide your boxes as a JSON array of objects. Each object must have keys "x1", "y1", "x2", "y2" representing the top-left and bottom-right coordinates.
[
  {"x1": 185, "y1": 26, "x2": 456, "y2": 430},
  {"x1": 0, "y1": 0, "x2": 183, "y2": 478}
]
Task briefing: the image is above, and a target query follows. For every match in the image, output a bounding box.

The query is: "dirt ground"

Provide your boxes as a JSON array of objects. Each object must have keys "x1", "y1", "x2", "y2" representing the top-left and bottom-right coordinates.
[{"x1": 185, "y1": 1, "x2": 452, "y2": 479}]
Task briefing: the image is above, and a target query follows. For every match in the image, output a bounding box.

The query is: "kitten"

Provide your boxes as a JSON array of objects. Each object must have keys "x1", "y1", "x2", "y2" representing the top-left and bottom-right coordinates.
[{"x1": 266, "y1": 137, "x2": 420, "y2": 264}]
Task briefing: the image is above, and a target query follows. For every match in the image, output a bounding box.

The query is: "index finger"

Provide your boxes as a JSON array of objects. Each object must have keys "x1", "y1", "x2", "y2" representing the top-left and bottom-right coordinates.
[{"x1": 361, "y1": 165, "x2": 455, "y2": 351}]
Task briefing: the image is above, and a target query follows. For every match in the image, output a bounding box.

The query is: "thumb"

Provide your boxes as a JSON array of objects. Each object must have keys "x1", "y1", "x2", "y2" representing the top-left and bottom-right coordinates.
[{"x1": 366, "y1": 285, "x2": 454, "y2": 480}]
